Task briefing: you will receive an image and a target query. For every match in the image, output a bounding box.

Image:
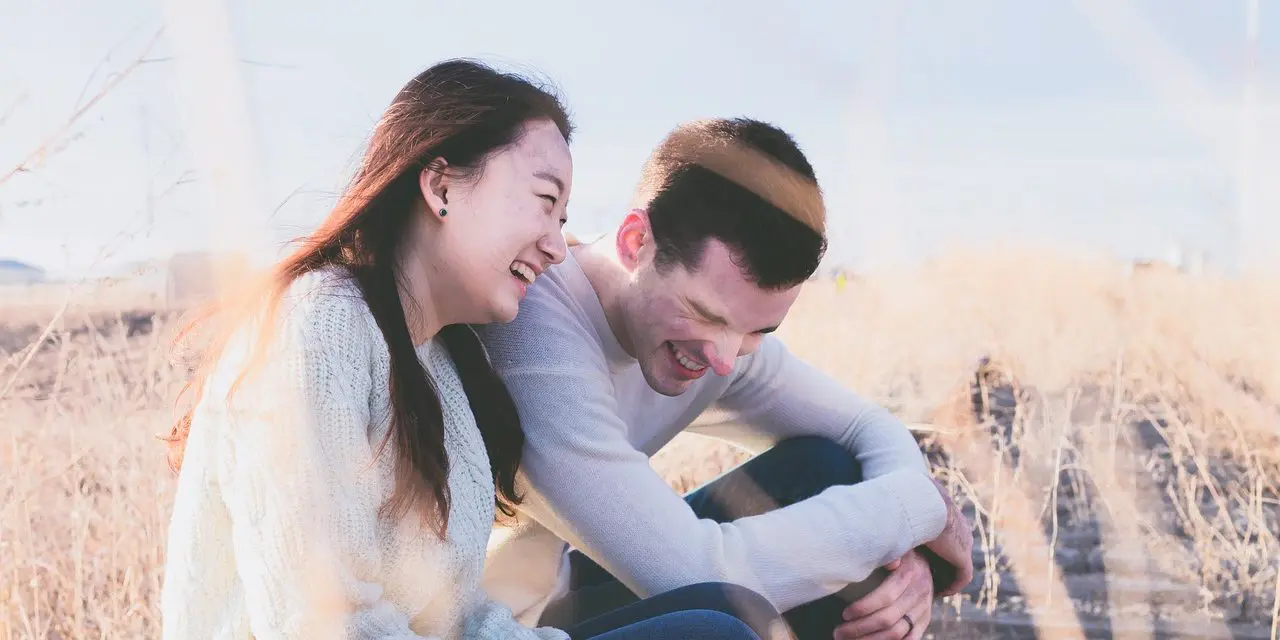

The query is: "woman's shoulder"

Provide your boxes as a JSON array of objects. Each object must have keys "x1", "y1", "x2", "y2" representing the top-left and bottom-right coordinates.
[
  {"x1": 220, "y1": 266, "x2": 384, "y2": 373},
  {"x1": 278, "y1": 266, "x2": 376, "y2": 334},
  {"x1": 283, "y1": 264, "x2": 365, "y2": 305}
]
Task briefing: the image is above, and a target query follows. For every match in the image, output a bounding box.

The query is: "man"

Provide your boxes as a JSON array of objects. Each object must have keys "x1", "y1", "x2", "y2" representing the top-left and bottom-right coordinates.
[{"x1": 478, "y1": 118, "x2": 973, "y2": 639}]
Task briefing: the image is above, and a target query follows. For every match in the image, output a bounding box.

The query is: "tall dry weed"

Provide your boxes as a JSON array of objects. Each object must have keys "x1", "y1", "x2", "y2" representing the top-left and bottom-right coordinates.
[{"x1": 2, "y1": 250, "x2": 1277, "y2": 638}]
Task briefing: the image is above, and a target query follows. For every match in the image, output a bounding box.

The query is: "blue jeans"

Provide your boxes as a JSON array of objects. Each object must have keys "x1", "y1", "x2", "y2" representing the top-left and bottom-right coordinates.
[
  {"x1": 582, "y1": 610, "x2": 757, "y2": 639},
  {"x1": 542, "y1": 437, "x2": 886, "y2": 640},
  {"x1": 566, "y1": 582, "x2": 775, "y2": 639}
]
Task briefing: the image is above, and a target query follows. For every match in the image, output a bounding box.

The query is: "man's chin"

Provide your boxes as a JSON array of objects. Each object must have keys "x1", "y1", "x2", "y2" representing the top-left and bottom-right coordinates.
[
  {"x1": 640, "y1": 366, "x2": 690, "y2": 397},
  {"x1": 652, "y1": 384, "x2": 686, "y2": 398}
]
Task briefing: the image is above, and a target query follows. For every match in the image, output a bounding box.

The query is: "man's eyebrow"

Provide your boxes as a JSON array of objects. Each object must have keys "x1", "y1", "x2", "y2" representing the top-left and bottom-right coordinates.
[
  {"x1": 686, "y1": 298, "x2": 728, "y2": 326},
  {"x1": 534, "y1": 170, "x2": 564, "y2": 195},
  {"x1": 688, "y1": 297, "x2": 779, "y2": 334}
]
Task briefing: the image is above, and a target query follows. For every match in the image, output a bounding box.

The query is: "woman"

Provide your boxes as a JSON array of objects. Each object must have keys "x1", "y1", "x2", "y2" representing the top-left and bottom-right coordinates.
[{"x1": 158, "y1": 59, "x2": 778, "y2": 640}]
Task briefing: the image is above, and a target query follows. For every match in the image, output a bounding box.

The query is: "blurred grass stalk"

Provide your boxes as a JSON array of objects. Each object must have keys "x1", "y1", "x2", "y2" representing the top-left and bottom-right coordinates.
[{"x1": 161, "y1": 0, "x2": 273, "y2": 277}]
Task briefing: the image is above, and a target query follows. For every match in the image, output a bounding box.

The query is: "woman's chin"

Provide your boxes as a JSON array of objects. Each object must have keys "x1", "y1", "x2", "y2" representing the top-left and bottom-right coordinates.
[{"x1": 485, "y1": 299, "x2": 521, "y2": 325}]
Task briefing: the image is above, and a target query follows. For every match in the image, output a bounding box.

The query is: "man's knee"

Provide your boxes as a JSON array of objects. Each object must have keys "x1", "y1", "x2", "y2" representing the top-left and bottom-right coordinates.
[
  {"x1": 686, "y1": 435, "x2": 866, "y2": 522},
  {"x1": 672, "y1": 582, "x2": 776, "y2": 615},
  {"x1": 666, "y1": 610, "x2": 762, "y2": 640},
  {"x1": 767, "y1": 436, "x2": 863, "y2": 487}
]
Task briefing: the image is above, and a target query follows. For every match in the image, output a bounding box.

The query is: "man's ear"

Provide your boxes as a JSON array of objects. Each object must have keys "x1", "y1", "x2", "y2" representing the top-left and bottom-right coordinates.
[
  {"x1": 418, "y1": 158, "x2": 450, "y2": 216},
  {"x1": 615, "y1": 209, "x2": 652, "y2": 271}
]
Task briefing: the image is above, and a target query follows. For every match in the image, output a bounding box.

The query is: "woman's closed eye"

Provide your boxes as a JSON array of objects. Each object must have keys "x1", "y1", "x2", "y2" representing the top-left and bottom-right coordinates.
[{"x1": 537, "y1": 194, "x2": 566, "y2": 225}]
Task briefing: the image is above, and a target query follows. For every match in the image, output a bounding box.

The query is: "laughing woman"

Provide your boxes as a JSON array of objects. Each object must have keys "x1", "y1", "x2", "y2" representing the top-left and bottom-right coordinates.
[{"x1": 158, "y1": 59, "x2": 776, "y2": 640}]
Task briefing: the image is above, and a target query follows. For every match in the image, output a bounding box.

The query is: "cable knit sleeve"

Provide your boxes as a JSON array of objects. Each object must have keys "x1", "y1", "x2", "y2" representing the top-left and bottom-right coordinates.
[
  {"x1": 462, "y1": 596, "x2": 569, "y2": 639},
  {"x1": 214, "y1": 285, "x2": 439, "y2": 639}
]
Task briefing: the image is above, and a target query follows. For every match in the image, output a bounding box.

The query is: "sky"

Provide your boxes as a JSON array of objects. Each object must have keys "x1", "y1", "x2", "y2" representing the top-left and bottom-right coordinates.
[{"x1": 0, "y1": 0, "x2": 1276, "y2": 277}]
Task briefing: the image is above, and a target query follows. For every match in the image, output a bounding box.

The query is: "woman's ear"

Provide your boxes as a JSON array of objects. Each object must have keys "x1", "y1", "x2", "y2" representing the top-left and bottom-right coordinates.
[{"x1": 419, "y1": 158, "x2": 450, "y2": 216}]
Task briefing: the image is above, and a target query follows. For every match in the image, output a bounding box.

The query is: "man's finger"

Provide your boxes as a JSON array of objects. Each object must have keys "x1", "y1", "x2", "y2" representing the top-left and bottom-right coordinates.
[
  {"x1": 938, "y1": 536, "x2": 975, "y2": 596},
  {"x1": 842, "y1": 613, "x2": 913, "y2": 640},
  {"x1": 904, "y1": 591, "x2": 933, "y2": 639},
  {"x1": 940, "y1": 561, "x2": 975, "y2": 597},
  {"x1": 842, "y1": 565, "x2": 909, "y2": 620},
  {"x1": 885, "y1": 558, "x2": 902, "y2": 571},
  {"x1": 834, "y1": 603, "x2": 905, "y2": 639}
]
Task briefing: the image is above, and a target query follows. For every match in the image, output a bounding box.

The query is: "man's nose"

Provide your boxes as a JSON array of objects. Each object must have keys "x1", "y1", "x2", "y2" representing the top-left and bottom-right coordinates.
[{"x1": 701, "y1": 337, "x2": 740, "y2": 376}]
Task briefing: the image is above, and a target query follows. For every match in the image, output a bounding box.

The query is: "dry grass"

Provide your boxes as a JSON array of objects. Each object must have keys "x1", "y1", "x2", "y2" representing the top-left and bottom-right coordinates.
[
  {"x1": 2, "y1": 249, "x2": 1278, "y2": 638},
  {"x1": 1, "y1": 313, "x2": 180, "y2": 638}
]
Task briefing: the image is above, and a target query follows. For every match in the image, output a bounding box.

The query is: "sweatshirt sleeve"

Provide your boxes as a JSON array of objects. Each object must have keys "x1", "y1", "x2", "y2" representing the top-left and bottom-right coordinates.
[
  {"x1": 700, "y1": 334, "x2": 948, "y2": 547},
  {"x1": 214, "y1": 288, "x2": 440, "y2": 639},
  {"x1": 482, "y1": 305, "x2": 947, "y2": 614}
]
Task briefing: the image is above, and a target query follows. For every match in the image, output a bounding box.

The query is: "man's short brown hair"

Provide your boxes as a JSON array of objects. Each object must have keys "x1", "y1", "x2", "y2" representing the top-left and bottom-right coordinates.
[{"x1": 632, "y1": 118, "x2": 827, "y2": 289}]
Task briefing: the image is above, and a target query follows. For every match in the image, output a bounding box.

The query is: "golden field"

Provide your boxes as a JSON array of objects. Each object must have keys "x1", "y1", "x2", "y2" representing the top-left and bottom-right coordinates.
[{"x1": 2, "y1": 248, "x2": 1277, "y2": 638}]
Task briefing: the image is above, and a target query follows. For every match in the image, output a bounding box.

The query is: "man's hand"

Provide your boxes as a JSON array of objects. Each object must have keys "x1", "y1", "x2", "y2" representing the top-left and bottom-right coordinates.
[
  {"x1": 836, "y1": 549, "x2": 932, "y2": 639},
  {"x1": 921, "y1": 477, "x2": 974, "y2": 597}
]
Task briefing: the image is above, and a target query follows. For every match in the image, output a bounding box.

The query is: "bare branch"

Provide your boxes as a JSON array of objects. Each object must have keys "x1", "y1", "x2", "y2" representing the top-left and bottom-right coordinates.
[
  {"x1": 0, "y1": 92, "x2": 29, "y2": 129},
  {"x1": 240, "y1": 58, "x2": 300, "y2": 70},
  {"x1": 0, "y1": 26, "x2": 165, "y2": 191},
  {"x1": 0, "y1": 297, "x2": 70, "y2": 402},
  {"x1": 71, "y1": 20, "x2": 161, "y2": 111}
]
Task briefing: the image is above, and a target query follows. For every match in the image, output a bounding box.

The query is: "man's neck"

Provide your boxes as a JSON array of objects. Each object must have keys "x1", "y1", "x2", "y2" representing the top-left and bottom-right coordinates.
[{"x1": 571, "y1": 241, "x2": 639, "y2": 360}]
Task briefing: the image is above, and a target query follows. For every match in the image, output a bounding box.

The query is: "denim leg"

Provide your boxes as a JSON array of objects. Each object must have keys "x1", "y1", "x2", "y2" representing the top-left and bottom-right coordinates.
[
  {"x1": 564, "y1": 582, "x2": 778, "y2": 640},
  {"x1": 539, "y1": 577, "x2": 639, "y2": 632},
  {"x1": 583, "y1": 610, "x2": 760, "y2": 640},
  {"x1": 683, "y1": 435, "x2": 864, "y2": 520},
  {"x1": 682, "y1": 436, "x2": 889, "y2": 640},
  {"x1": 544, "y1": 436, "x2": 889, "y2": 639}
]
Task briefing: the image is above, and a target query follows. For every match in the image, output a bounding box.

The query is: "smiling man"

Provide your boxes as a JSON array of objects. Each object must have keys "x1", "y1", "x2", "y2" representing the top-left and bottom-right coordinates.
[{"x1": 476, "y1": 118, "x2": 973, "y2": 640}]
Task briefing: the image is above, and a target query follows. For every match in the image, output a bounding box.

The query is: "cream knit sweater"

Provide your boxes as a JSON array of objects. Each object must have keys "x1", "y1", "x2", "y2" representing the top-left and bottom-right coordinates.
[{"x1": 161, "y1": 268, "x2": 566, "y2": 640}]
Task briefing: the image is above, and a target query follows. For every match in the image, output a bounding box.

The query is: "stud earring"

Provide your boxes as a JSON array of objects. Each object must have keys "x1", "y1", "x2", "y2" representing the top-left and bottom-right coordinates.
[{"x1": 439, "y1": 208, "x2": 447, "y2": 217}]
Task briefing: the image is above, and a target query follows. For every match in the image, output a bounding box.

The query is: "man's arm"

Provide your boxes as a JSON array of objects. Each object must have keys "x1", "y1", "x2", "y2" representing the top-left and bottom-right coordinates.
[
  {"x1": 706, "y1": 334, "x2": 969, "y2": 594},
  {"x1": 705, "y1": 336, "x2": 937, "y2": 507},
  {"x1": 499, "y1": 361, "x2": 948, "y2": 613}
]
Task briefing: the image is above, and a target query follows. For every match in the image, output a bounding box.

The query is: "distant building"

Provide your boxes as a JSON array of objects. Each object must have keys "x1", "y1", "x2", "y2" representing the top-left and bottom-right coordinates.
[
  {"x1": 1126, "y1": 259, "x2": 1180, "y2": 277},
  {"x1": 0, "y1": 259, "x2": 46, "y2": 285},
  {"x1": 1125, "y1": 243, "x2": 1212, "y2": 278}
]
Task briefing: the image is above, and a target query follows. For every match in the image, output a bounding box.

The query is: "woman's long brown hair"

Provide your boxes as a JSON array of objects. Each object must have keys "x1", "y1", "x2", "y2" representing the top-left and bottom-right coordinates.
[{"x1": 162, "y1": 59, "x2": 573, "y2": 538}]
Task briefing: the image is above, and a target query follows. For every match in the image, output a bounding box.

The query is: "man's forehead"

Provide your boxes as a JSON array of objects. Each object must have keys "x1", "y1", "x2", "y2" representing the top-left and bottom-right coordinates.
[{"x1": 683, "y1": 240, "x2": 782, "y2": 291}]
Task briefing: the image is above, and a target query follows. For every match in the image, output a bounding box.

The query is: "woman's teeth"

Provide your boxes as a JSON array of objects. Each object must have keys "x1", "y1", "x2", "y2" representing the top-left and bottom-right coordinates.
[
  {"x1": 668, "y1": 342, "x2": 706, "y2": 371},
  {"x1": 510, "y1": 261, "x2": 535, "y2": 284}
]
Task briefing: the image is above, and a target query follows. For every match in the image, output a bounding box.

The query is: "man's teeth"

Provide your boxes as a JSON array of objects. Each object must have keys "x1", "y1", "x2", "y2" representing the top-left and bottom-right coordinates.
[
  {"x1": 668, "y1": 343, "x2": 706, "y2": 371},
  {"x1": 510, "y1": 262, "x2": 535, "y2": 284}
]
